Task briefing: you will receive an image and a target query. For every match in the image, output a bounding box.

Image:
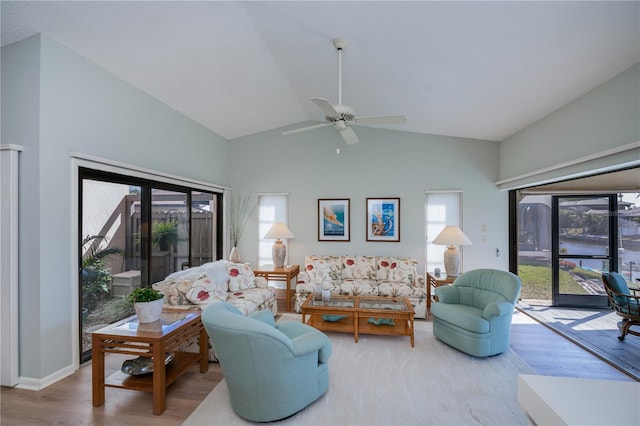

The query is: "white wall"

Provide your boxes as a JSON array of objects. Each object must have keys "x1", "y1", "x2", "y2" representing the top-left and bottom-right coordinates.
[
  {"x1": 499, "y1": 63, "x2": 640, "y2": 189},
  {"x1": 2, "y1": 35, "x2": 230, "y2": 384},
  {"x1": 229, "y1": 124, "x2": 507, "y2": 275}
]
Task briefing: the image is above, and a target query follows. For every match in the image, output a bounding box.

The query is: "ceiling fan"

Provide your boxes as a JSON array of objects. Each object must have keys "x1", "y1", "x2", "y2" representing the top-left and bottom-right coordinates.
[{"x1": 282, "y1": 38, "x2": 407, "y2": 145}]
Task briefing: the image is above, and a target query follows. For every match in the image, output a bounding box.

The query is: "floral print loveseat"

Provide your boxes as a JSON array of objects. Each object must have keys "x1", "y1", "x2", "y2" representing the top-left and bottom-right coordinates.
[
  {"x1": 294, "y1": 255, "x2": 427, "y2": 318},
  {"x1": 152, "y1": 260, "x2": 277, "y2": 360}
]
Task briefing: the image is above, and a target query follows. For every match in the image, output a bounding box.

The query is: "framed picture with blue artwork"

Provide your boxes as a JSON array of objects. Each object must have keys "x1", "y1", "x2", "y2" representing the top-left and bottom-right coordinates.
[
  {"x1": 318, "y1": 198, "x2": 350, "y2": 241},
  {"x1": 366, "y1": 198, "x2": 400, "y2": 242}
]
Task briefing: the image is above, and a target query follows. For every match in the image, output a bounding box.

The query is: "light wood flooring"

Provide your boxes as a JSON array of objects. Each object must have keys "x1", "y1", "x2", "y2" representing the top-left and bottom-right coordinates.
[{"x1": 1, "y1": 300, "x2": 637, "y2": 425}]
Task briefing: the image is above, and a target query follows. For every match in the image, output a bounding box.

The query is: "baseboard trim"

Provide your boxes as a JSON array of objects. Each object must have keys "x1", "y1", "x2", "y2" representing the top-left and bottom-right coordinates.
[{"x1": 16, "y1": 363, "x2": 76, "y2": 391}]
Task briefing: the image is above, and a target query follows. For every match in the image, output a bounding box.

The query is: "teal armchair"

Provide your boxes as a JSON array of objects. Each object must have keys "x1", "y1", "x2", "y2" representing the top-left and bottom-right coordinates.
[
  {"x1": 431, "y1": 269, "x2": 522, "y2": 357},
  {"x1": 201, "y1": 302, "x2": 332, "y2": 422}
]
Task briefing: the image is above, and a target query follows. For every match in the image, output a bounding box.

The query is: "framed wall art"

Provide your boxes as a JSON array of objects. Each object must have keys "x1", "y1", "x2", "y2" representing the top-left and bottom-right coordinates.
[
  {"x1": 318, "y1": 198, "x2": 350, "y2": 241},
  {"x1": 366, "y1": 198, "x2": 400, "y2": 242}
]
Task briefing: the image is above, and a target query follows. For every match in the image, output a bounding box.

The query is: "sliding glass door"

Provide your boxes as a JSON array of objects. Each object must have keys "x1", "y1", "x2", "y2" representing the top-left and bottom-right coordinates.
[{"x1": 79, "y1": 168, "x2": 220, "y2": 362}]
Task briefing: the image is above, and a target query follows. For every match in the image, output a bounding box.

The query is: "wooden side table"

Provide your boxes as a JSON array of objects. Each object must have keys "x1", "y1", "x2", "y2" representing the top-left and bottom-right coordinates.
[
  {"x1": 253, "y1": 264, "x2": 300, "y2": 312},
  {"x1": 92, "y1": 309, "x2": 208, "y2": 415},
  {"x1": 426, "y1": 272, "x2": 456, "y2": 311}
]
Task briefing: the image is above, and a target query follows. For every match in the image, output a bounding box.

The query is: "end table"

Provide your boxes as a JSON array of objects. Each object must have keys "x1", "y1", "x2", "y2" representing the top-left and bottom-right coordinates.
[
  {"x1": 92, "y1": 309, "x2": 208, "y2": 415},
  {"x1": 253, "y1": 264, "x2": 300, "y2": 312},
  {"x1": 426, "y1": 272, "x2": 456, "y2": 311}
]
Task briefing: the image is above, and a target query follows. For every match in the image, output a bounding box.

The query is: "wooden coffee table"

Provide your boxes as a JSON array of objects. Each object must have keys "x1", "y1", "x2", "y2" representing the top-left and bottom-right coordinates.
[
  {"x1": 301, "y1": 294, "x2": 415, "y2": 347},
  {"x1": 92, "y1": 309, "x2": 208, "y2": 415}
]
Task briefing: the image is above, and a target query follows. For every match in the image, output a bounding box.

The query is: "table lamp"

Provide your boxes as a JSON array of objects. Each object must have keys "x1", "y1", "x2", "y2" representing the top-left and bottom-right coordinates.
[
  {"x1": 432, "y1": 225, "x2": 472, "y2": 277},
  {"x1": 264, "y1": 222, "x2": 296, "y2": 268}
]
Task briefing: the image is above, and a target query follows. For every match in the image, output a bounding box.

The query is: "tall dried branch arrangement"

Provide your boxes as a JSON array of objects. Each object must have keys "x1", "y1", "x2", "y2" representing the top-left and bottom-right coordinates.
[{"x1": 229, "y1": 193, "x2": 256, "y2": 247}]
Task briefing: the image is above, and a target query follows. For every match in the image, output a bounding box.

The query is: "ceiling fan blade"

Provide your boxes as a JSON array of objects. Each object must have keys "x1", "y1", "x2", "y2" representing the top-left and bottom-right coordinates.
[
  {"x1": 282, "y1": 123, "x2": 331, "y2": 135},
  {"x1": 310, "y1": 97, "x2": 340, "y2": 120},
  {"x1": 339, "y1": 126, "x2": 359, "y2": 145},
  {"x1": 354, "y1": 115, "x2": 407, "y2": 125}
]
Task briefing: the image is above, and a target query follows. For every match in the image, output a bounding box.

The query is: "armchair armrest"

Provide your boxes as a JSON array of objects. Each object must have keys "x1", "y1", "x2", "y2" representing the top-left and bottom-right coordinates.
[
  {"x1": 249, "y1": 309, "x2": 276, "y2": 327},
  {"x1": 482, "y1": 301, "x2": 515, "y2": 320},
  {"x1": 434, "y1": 285, "x2": 459, "y2": 304},
  {"x1": 297, "y1": 270, "x2": 310, "y2": 284},
  {"x1": 277, "y1": 321, "x2": 332, "y2": 360}
]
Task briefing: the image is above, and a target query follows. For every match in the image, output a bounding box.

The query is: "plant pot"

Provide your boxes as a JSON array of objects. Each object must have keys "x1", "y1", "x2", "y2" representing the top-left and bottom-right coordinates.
[{"x1": 134, "y1": 299, "x2": 163, "y2": 323}]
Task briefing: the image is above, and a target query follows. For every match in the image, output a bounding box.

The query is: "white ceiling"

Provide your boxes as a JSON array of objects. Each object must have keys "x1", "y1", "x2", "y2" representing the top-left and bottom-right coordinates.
[{"x1": 2, "y1": 1, "x2": 639, "y2": 142}]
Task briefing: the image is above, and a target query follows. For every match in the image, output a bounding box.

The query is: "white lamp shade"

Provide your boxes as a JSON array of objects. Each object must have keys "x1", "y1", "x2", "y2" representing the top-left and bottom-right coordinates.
[
  {"x1": 264, "y1": 222, "x2": 296, "y2": 240},
  {"x1": 264, "y1": 223, "x2": 294, "y2": 268},
  {"x1": 432, "y1": 225, "x2": 471, "y2": 277},
  {"x1": 432, "y1": 225, "x2": 472, "y2": 247}
]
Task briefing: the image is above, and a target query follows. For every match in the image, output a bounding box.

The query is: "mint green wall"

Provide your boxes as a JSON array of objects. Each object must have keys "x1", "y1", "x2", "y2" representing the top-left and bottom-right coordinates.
[
  {"x1": 4, "y1": 32, "x2": 634, "y2": 385},
  {"x1": 499, "y1": 63, "x2": 640, "y2": 188},
  {"x1": 229, "y1": 125, "x2": 506, "y2": 274},
  {"x1": 2, "y1": 35, "x2": 229, "y2": 382}
]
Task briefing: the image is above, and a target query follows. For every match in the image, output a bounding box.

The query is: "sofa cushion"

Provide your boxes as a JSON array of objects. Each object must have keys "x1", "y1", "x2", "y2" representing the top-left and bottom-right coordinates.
[
  {"x1": 184, "y1": 275, "x2": 228, "y2": 305},
  {"x1": 342, "y1": 255, "x2": 377, "y2": 280},
  {"x1": 227, "y1": 262, "x2": 257, "y2": 291},
  {"x1": 376, "y1": 257, "x2": 418, "y2": 284},
  {"x1": 337, "y1": 279, "x2": 379, "y2": 296},
  {"x1": 153, "y1": 274, "x2": 228, "y2": 307},
  {"x1": 304, "y1": 255, "x2": 343, "y2": 282},
  {"x1": 227, "y1": 287, "x2": 277, "y2": 316},
  {"x1": 378, "y1": 281, "x2": 426, "y2": 298}
]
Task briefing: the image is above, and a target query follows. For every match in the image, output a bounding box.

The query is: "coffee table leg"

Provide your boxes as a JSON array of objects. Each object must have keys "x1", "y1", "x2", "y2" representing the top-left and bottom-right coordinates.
[
  {"x1": 199, "y1": 326, "x2": 209, "y2": 373},
  {"x1": 152, "y1": 344, "x2": 166, "y2": 415},
  {"x1": 354, "y1": 314, "x2": 359, "y2": 343},
  {"x1": 410, "y1": 318, "x2": 415, "y2": 347}
]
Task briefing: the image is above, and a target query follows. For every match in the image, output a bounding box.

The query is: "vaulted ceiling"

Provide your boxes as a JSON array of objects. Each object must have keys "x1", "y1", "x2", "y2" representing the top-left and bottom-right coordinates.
[{"x1": 2, "y1": 1, "x2": 639, "y2": 142}]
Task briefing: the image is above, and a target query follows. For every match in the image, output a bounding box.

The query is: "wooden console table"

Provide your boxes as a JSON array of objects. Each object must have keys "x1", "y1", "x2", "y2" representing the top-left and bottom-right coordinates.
[
  {"x1": 253, "y1": 264, "x2": 300, "y2": 312},
  {"x1": 92, "y1": 309, "x2": 208, "y2": 415},
  {"x1": 426, "y1": 272, "x2": 456, "y2": 311}
]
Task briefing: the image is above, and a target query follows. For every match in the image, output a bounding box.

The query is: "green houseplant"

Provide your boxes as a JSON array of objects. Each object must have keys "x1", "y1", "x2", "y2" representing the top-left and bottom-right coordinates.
[
  {"x1": 128, "y1": 287, "x2": 164, "y2": 323},
  {"x1": 81, "y1": 235, "x2": 123, "y2": 311},
  {"x1": 152, "y1": 220, "x2": 179, "y2": 251}
]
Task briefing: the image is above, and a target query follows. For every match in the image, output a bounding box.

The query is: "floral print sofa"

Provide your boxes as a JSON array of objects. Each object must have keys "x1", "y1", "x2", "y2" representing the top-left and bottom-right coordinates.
[
  {"x1": 294, "y1": 255, "x2": 427, "y2": 318},
  {"x1": 152, "y1": 260, "x2": 277, "y2": 360}
]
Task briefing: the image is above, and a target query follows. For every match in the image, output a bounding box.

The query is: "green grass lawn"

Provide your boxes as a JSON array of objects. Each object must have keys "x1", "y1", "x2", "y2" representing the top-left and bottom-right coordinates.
[{"x1": 518, "y1": 264, "x2": 593, "y2": 300}]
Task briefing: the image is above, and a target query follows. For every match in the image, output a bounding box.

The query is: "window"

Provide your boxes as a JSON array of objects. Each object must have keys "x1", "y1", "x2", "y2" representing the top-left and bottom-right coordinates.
[
  {"x1": 425, "y1": 191, "x2": 463, "y2": 274},
  {"x1": 258, "y1": 194, "x2": 289, "y2": 267}
]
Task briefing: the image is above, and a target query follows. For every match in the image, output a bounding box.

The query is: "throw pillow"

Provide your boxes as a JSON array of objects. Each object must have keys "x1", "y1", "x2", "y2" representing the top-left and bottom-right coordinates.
[
  {"x1": 184, "y1": 276, "x2": 227, "y2": 305},
  {"x1": 153, "y1": 279, "x2": 193, "y2": 306},
  {"x1": 227, "y1": 262, "x2": 256, "y2": 291}
]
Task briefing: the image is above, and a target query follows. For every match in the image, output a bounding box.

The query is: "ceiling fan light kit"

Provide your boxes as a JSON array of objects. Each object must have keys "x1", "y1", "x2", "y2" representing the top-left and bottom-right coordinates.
[{"x1": 283, "y1": 37, "x2": 406, "y2": 149}]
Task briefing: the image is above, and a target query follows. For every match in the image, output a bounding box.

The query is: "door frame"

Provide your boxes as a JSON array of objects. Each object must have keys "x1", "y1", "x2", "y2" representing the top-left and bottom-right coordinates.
[{"x1": 551, "y1": 194, "x2": 617, "y2": 307}]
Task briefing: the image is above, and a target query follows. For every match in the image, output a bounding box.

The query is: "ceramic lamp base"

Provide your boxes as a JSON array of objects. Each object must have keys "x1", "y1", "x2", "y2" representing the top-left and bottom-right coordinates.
[
  {"x1": 272, "y1": 239, "x2": 286, "y2": 268},
  {"x1": 443, "y1": 245, "x2": 460, "y2": 277}
]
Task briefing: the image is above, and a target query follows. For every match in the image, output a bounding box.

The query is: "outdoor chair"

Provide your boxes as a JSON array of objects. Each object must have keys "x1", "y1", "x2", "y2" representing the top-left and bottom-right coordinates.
[{"x1": 602, "y1": 272, "x2": 640, "y2": 341}]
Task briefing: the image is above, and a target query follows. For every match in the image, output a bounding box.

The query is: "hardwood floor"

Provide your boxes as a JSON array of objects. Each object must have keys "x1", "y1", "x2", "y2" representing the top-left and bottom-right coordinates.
[
  {"x1": 516, "y1": 300, "x2": 640, "y2": 381},
  {"x1": 1, "y1": 301, "x2": 636, "y2": 425}
]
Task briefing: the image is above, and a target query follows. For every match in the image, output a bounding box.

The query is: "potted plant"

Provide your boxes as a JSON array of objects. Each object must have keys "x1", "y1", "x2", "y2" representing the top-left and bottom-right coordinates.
[
  {"x1": 152, "y1": 220, "x2": 179, "y2": 251},
  {"x1": 128, "y1": 287, "x2": 164, "y2": 323}
]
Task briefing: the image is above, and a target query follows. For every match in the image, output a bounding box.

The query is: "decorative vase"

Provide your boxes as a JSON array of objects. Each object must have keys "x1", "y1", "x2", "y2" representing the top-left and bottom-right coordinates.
[
  {"x1": 229, "y1": 246, "x2": 241, "y2": 263},
  {"x1": 134, "y1": 298, "x2": 163, "y2": 323},
  {"x1": 314, "y1": 282, "x2": 322, "y2": 301}
]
